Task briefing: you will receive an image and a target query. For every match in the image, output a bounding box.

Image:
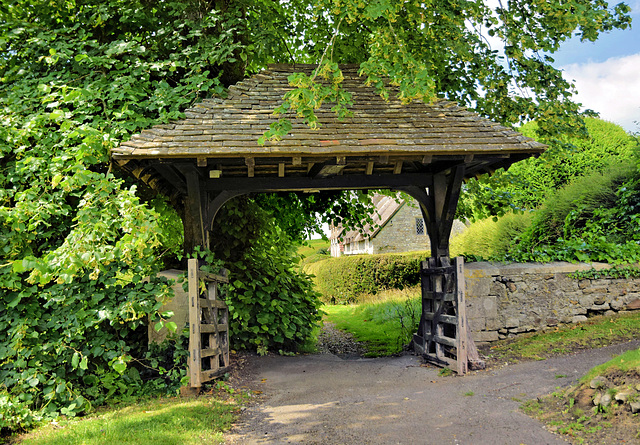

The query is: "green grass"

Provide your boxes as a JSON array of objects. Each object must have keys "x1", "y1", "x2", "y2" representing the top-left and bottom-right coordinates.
[
  {"x1": 323, "y1": 287, "x2": 421, "y2": 356},
  {"x1": 580, "y1": 347, "x2": 640, "y2": 384},
  {"x1": 14, "y1": 392, "x2": 244, "y2": 445},
  {"x1": 296, "y1": 239, "x2": 330, "y2": 266},
  {"x1": 484, "y1": 311, "x2": 640, "y2": 363}
]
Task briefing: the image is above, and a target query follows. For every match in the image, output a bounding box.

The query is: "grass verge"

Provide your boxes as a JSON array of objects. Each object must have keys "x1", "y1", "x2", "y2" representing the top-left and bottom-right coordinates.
[
  {"x1": 480, "y1": 311, "x2": 640, "y2": 364},
  {"x1": 523, "y1": 350, "x2": 640, "y2": 444},
  {"x1": 323, "y1": 287, "x2": 421, "y2": 357},
  {"x1": 11, "y1": 382, "x2": 250, "y2": 445}
]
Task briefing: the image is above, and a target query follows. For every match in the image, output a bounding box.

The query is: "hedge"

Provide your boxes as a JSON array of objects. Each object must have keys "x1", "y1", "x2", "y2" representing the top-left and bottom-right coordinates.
[{"x1": 304, "y1": 251, "x2": 429, "y2": 303}]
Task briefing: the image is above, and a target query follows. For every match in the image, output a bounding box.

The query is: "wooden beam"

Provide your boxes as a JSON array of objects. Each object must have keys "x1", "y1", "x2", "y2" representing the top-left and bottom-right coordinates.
[
  {"x1": 464, "y1": 154, "x2": 474, "y2": 163},
  {"x1": 422, "y1": 155, "x2": 433, "y2": 164},
  {"x1": 206, "y1": 191, "x2": 245, "y2": 231},
  {"x1": 245, "y1": 157, "x2": 255, "y2": 178},
  {"x1": 183, "y1": 168, "x2": 207, "y2": 249},
  {"x1": 393, "y1": 161, "x2": 403, "y2": 174},
  {"x1": 379, "y1": 155, "x2": 389, "y2": 164},
  {"x1": 152, "y1": 164, "x2": 187, "y2": 194},
  {"x1": 197, "y1": 157, "x2": 207, "y2": 167},
  {"x1": 205, "y1": 172, "x2": 434, "y2": 192},
  {"x1": 278, "y1": 162, "x2": 285, "y2": 177},
  {"x1": 365, "y1": 161, "x2": 374, "y2": 175},
  {"x1": 292, "y1": 156, "x2": 302, "y2": 166}
]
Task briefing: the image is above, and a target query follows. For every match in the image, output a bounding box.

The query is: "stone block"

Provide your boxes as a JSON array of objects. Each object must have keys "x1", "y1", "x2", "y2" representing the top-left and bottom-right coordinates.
[
  {"x1": 485, "y1": 317, "x2": 500, "y2": 330},
  {"x1": 571, "y1": 307, "x2": 587, "y2": 315},
  {"x1": 579, "y1": 295, "x2": 594, "y2": 307},
  {"x1": 590, "y1": 303, "x2": 610, "y2": 311},
  {"x1": 572, "y1": 315, "x2": 588, "y2": 323},
  {"x1": 483, "y1": 296, "x2": 497, "y2": 318},
  {"x1": 472, "y1": 330, "x2": 499, "y2": 343},
  {"x1": 582, "y1": 287, "x2": 607, "y2": 295},
  {"x1": 505, "y1": 317, "x2": 520, "y2": 328},
  {"x1": 469, "y1": 317, "x2": 486, "y2": 331},
  {"x1": 148, "y1": 269, "x2": 188, "y2": 344},
  {"x1": 626, "y1": 298, "x2": 640, "y2": 310},
  {"x1": 489, "y1": 281, "x2": 507, "y2": 298},
  {"x1": 611, "y1": 299, "x2": 624, "y2": 311},
  {"x1": 593, "y1": 295, "x2": 607, "y2": 305},
  {"x1": 604, "y1": 310, "x2": 616, "y2": 317}
]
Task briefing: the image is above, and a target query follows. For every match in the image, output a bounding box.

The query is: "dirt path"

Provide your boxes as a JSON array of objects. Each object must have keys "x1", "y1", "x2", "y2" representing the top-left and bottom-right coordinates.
[{"x1": 226, "y1": 340, "x2": 640, "y2": 444}]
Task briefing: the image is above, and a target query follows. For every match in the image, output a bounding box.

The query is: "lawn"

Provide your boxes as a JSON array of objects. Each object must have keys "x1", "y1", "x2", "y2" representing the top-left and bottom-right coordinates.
[
  {"x1": 322, "y1": 287, "x2": 421, "y2": 356},
  {"x1": 12, "y1": 383, "x2": 250, "y2": 445}
]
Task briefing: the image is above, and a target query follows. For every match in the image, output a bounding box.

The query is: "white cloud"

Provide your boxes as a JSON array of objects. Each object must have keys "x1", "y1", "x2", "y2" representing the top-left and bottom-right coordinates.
[{"x1": 561, "y1": 53, "x2": 640, "y2": 132}]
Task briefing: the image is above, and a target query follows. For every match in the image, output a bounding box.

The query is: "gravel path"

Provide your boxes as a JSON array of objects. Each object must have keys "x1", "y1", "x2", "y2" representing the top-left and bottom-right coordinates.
[{"x1": 226, "y1": 324, "x2": 640, "y2": 445}]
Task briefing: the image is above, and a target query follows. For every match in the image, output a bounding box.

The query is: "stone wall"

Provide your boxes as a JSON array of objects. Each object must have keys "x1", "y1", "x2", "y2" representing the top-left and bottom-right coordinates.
[{"x1": 465, "y1": 262, "x2": 640, "y2": 343}]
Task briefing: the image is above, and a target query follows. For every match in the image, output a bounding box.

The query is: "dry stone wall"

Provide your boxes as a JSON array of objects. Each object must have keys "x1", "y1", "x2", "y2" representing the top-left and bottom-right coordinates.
[{"x1": 465, "y1": 262, "x2": 640, "y2": 343}]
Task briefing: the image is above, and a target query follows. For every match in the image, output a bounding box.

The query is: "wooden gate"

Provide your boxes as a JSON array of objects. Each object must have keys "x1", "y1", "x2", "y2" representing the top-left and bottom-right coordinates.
[
  {"x1": 413, "y1": 257, "x2": 482, "y2": 374},
  {"x1": 188, "y1": 258, "x2": 231, "y2": 387}
]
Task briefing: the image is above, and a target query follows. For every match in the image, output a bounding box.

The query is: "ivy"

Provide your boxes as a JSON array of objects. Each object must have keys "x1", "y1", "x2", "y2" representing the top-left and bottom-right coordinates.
[
  {"x1": 570, "y1": 265, "x2": 640, "y2": 281},
  {"x1": 208, "y1": 198, "x2": 323, "y2": 355}
]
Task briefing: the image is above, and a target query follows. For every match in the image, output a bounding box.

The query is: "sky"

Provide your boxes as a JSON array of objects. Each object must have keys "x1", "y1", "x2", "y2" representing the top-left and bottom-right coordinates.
[{"x1": 550, "y1": 2, "x2": 640, "y2": 132}]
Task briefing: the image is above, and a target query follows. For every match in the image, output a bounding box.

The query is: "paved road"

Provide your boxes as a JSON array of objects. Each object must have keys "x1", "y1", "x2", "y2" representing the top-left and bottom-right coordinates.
[{"x1": 226, "y1": 341, "x2": 640, "y2": 445}]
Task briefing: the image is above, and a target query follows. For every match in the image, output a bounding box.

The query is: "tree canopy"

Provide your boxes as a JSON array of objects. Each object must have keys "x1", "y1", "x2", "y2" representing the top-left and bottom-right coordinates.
[{"x1": 0, "y1": 0, "x2": 634, "y2": 430}]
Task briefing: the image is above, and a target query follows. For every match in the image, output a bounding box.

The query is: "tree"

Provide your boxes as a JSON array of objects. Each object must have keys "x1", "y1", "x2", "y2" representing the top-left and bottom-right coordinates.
[
  {"x1": 0, "y1": 0, "x2": 633, "y2": 428},
  {"x1": 459, "y1": 118, "x2": 640, "y2": 220}
]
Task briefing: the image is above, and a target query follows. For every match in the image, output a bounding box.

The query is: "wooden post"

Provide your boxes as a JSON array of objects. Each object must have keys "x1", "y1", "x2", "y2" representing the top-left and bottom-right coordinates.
[
  {"x1": 188, "y1": 258, "x2": 202, "y2": 388},
  {"x1": 455, "y1": 257, "x2": 468, "y2": 375}
]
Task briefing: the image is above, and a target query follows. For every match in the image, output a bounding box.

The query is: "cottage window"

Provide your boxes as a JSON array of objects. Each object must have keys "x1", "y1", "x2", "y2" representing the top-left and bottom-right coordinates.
[{"x1": 415, "y1": 217, "x2": 425, "y2": 235}]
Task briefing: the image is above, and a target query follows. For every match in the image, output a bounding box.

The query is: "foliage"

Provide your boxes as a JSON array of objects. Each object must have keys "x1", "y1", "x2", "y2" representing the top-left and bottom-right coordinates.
[
  {"x1": 507, "y1": 163, "x2": 640, "y2": 263},
  {"x1": 1, "y1": 0, "x2": 635, "y2": 434},
  {"x1": 570, "y1": 265, "x2": 640, "y2": 280},
  {"x1": 482, "y1": 312, "x2": 640, "y2": 363},
  {"x1": 451, "y1": 212, "x2": 533, "y2": 261},
  {"x1": 305, "y1": 251, "x2": 429, "y2": 303},
  {"x1": 266, "y1": 1, "x2": 632, "y2": 140},
  {"x1": 208, "y1": 198, "x2": 323, "y2": 354},
  {"x1": 459, "y1": 118, "x2": 639, "y2": 221},
  {"x1": 15, "y1": 391, "x2": 247, "y2": 445},
  {"x1": 0, "y1": 0, "x2": 247, "y2": 428},
  {"x1": 323, "y1": 287, "x2": 421, "y2": 356}
]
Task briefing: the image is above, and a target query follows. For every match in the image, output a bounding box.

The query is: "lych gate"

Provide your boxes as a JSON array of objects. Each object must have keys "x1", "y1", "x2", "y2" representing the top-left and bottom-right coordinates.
[{"x1": 112, "y1": 64, "x2": 545, "y2": 385}]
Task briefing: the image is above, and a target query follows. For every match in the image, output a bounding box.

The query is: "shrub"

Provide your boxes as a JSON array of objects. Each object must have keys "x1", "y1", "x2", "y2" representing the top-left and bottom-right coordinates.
[
  {"x1": 508, "y1": 162, "x2": 640, "y2": 263},
  {"x1": 450, "y1": 212, "x2": 533, "y2": 261},
  {"x1": 210, "y1": 198, "x2": 323, "y2": 354},
  {"x1": 305, "y1": 251, "x2": 429, "y2": 303}
]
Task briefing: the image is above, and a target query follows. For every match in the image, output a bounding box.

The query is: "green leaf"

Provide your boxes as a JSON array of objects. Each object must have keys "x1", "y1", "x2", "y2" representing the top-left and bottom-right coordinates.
[
  {"x1": 165, "y1": 321, "x2": 177, "y2": 333},
  {"x1": 112, "y1": 360, "x2": 127, "y2": 374},
  {"x1": 72, "y1": 352, "x2": 80, "y2": 369}
]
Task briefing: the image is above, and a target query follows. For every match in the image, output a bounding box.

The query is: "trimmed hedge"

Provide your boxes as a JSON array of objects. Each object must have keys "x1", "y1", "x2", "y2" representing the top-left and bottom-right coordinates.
[{"x1": 305, "y1": 251, "x2": 429, "y2": 303}]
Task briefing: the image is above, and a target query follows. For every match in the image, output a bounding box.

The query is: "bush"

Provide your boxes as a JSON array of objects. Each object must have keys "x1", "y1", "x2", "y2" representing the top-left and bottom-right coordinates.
[
  {"x1": 305, "y1": 251, "x2": 429, "y2": 303},
  {"x1": 450, "y1": 212, "x2": 533, "y2": 261},
  {"x1": 508, "y1": 163, "x2": 640, "y2": 263},
  {"x1": 210, "y1": 198, "x2": 323, "y2": 354}
]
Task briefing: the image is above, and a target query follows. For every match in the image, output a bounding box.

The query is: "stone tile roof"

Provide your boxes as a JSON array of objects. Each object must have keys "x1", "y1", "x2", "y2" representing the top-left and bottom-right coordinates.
[{"x1": 112, "y1": 64, "x2": 545, "y2": 162}]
